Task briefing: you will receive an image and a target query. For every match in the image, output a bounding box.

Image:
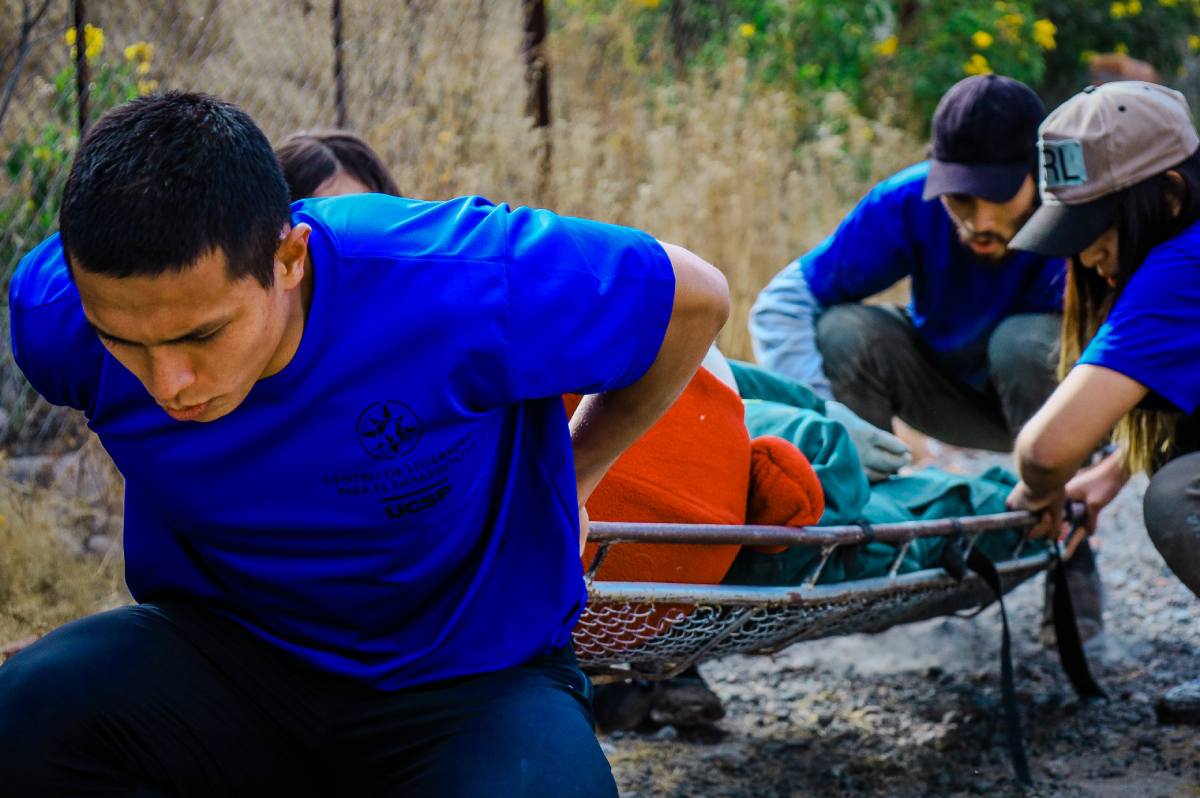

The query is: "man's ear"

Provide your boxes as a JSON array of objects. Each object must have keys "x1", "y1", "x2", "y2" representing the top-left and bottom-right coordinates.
[{"x1": 275, "y1": 223, "x2": 312, "y2": 289}]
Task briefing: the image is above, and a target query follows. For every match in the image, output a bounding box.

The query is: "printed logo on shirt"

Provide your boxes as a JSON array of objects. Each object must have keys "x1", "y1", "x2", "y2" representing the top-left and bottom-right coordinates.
[
  {"x1": 1040, "y1": 139, "x2": 1088, "y2": 190},
  {"x1": 382, "y1": 479, "x2": 453, "y2": 519},
  {"x1": 356, "y1": 400, "x2": 424, "y2": 459},
  {"x1": 320, "y1": 432, "x2": 478, "y2": 520}
]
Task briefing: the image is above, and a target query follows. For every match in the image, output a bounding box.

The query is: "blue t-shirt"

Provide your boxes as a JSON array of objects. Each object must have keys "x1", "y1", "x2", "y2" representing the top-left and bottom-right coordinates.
[
  {"x1": 9, "y1": 194, "x2": 675, "y2": 690},
  {"x1": 1078, "y1": 219, "x2": 1200, "y2": 415},
  {"x1": 800, "y1": 162, "x2": 1065, "y2": 387}
]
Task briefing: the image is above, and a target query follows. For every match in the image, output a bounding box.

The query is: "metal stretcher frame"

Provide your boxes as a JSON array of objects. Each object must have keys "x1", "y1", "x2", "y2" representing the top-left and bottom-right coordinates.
[{"x1": 575, "y1": 512, "x2": 1047, "y2": 681}]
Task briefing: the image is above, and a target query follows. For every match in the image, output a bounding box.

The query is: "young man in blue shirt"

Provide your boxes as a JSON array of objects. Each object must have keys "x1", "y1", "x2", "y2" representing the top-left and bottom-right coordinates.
[
  {"x1": 750, "y1": 74, "x2": 1102, "y2": 641},
  {"x1": 0, "y1": 92, "x2": 730, "y2": 796}
]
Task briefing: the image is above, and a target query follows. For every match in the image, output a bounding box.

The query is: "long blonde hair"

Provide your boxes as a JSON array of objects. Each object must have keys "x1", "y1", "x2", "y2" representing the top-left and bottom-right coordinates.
[{"x1": 1058, "y1": 155, "x2": 1200, "y2": 473}]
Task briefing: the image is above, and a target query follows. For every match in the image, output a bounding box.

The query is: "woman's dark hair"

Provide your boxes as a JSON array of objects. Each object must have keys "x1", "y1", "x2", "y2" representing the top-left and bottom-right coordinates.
[
  {"x1": 59, "y1": 92, "x2": 290, "y2": 288},
  {"x1": 1060, "y1": 147, "x2": 1200, "y2": 471},
  {"x1": 275, "y1": 130, "x2": 399, "y2": 201}
]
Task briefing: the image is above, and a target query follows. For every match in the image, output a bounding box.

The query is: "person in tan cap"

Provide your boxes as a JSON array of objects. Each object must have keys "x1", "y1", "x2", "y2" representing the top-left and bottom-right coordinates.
[{"x1": 1007, "y1": 81, "x2": 1200, "y2": 724}]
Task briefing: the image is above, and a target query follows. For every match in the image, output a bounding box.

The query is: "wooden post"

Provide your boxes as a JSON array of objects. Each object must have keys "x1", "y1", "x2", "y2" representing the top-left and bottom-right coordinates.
[
  {"x1": 332, "y1": 0, "x2": 347, "y2": 128},
  {"x1": 73, "y1": 0, "x2": 90, "y2": 136},
  {"x1": 522, "y1": 0, "x2": 549, "y2": 128},
  {"x1": 522, "y1": 0, "x2": 551, "y2": 201}
]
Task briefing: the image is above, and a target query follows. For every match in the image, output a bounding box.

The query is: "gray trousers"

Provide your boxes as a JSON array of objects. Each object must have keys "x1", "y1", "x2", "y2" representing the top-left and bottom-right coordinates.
[
  {"x1": 816, "y1": 304, "x2": 1061, "y2": 452},
  {"x1": 1144, "y1": 452, "x2": 1200, "y2": 599}
]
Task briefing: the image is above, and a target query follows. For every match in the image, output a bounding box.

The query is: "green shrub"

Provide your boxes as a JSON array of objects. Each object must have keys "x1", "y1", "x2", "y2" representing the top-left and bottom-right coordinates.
[
  {"x1": 558, "y1": 0, "x2": 1200, "y2": 133},
  {"x1": 1, "y1": 26, "x2": 156, "y2": 274}
]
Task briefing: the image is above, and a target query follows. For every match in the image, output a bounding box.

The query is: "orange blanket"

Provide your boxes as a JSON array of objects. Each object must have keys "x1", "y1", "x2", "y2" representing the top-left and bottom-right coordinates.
[{"x1": 565, "y1": 367, "x2": 824, "y2": 585}]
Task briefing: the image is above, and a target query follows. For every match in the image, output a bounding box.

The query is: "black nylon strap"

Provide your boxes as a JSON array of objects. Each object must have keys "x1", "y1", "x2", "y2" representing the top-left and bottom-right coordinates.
[
  {"x1": 964, "y1": 546, "x2": 1033, "y2": 787},
  {"x1": 936, "y1": 532, "x2": 1031, "y2": 787},
  {"x1": 1050, "y1": 543, "x2": 1107, "y2": 700}
]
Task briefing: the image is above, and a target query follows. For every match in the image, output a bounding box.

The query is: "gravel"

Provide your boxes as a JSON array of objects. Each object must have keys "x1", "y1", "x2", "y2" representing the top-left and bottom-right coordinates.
[{"x1": 604, "y1": 451, "x2": 1200, "y2": 797}]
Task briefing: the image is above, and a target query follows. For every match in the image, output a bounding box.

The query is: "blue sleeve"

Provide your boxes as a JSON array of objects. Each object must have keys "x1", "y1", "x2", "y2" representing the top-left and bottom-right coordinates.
[
  {"x1": 8, "y1": 234, "x2": 105, "y2": 412},
  {"x1": 1077, "y1": 240, "x2": 1200, "y2": 414},
  {"x1": 501, "y1": 206, "x2": 676, "y2": 400},
  {"x1": 799, "y1": 171, "x2": 921, "y2": 306}
]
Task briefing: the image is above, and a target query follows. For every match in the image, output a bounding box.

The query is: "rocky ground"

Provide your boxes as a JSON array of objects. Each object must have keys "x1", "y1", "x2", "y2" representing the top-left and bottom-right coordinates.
[
  {"x1": 605, "y1": 453, "x2": 1200, "y2": 797},
  {"x1": 3, "y1": 445, "x2": 1197, "y2": 796}
]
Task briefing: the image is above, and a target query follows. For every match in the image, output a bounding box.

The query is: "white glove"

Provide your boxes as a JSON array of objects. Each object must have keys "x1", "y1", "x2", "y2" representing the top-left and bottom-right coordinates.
[{"x1": 825, "y1": 400, "x2": 912, "y2": 482}]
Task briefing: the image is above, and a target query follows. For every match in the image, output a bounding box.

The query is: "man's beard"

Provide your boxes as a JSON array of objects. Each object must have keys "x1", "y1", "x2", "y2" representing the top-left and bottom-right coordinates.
[
  {"x1": 952, "y1": 206, "x2": 1035, "y2": 263},
  {"x1": 957, "y1": 229, "x2": 1010, "y2": 262}
]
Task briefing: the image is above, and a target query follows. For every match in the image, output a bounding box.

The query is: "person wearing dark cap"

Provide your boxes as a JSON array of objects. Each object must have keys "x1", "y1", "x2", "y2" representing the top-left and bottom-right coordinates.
[
  {"x1": 751, "y1": 74, "x2": 1061, "y2": 463},
  {"x1": 751, "y1": 74, "x2": 1103, "y2": 643},
  {"x1": 1006, "y1": 81, "x2": 1200, "y2": 724}
]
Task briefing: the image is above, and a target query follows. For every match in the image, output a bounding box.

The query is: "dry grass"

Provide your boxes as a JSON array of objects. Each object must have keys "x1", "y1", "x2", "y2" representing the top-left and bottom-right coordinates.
[
  {"x1": 0, "y1": 453, "x2": 127, "y2": 649},
  {"x1": 0, "y1": 0, "x2": 923, "y2": 642}
]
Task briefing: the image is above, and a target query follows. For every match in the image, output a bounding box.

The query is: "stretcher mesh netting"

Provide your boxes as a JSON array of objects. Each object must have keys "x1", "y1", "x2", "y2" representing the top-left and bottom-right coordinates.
[{"x1": 573, "y1": 515, "x2": 1047, "y2": 678}]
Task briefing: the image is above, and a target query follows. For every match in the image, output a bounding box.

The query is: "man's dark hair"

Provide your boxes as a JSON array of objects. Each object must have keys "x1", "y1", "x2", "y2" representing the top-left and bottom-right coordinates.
[
  {"x1": 275, "y1": 130, "x2": 400, "y2": 201},
  {"x1": 59, "y1": 92, "x2": 290, "y2": 288}
]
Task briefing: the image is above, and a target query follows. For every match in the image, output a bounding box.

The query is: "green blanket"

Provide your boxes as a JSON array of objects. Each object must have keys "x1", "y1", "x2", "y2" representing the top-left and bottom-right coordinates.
[{"x1": 724, "y1": 360, "x2": 1043, "y2": 586}]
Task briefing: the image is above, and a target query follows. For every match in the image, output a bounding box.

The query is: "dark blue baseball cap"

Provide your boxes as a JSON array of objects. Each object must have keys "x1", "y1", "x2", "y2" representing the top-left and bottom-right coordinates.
[{"x1": 922, "y1": 74, "x2": 1046, "y2": 203}]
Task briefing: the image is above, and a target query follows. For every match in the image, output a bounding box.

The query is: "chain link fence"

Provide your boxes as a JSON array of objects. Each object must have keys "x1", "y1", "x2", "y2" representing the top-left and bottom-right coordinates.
[
  {"x1": 0, "y1": 0, "x2": 548, "y2": 456},
  {"x1": 2, "y1": 0, "x2": 932, "y2": 460}
]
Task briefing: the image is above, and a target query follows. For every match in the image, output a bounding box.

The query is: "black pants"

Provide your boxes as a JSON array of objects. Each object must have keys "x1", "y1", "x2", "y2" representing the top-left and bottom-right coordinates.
[
  {"x1": 816, "y1": 305, "x2": 1060, "y2": 452},
  {"x1": 0, "y1": 602, "x2": 616, "y2": 797},
  {"x1": 1145, "y1": 451, "x2": 1200, "y2": 599}
]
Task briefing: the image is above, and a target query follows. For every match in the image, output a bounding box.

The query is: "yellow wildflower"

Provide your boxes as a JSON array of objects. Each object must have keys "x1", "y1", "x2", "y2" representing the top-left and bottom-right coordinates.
[
  {"x1": 873, "y1": 34, "x2": 899, "y2": 57},
  {"x1": 633, "y1": 0, "x2": 660, "y2": 8},
  {"x1": 65, "y1": 24, "x2": 104, "y2": 61},
  {"x1": 972, "y1": 30, "x2": 994, "y2": 49},
  {"x1": 124, "y1": 41, "x2": 154, "y2": 64},
  {"x1": 1128, "y1": 0, "x2": 1143, "y2": 11},
  {"x1": 1160, "y1": 0, "x2": 1178, "y2": 6},
  {"x1": 738, "y1": 23, "x2": 756, "y2": 38},
  {"x1": 997, "y1": 12, "x2": 1024, "y2": 42},
  {"x1": 136, "y1": 61, "x2": 151, "y2": 76},
  {"x1": 137, "y1": 78, "x2": 159, "y2": 95},
  {"x1": 1079, "y1": 49, "x2": 1098, "y2": 64},
  {"x1": 84, "y1": 24, "x2": 103, "y2": 60},
  {"x1": 1115, "y1": 41, "x2": 1130, "y2": 54},
  {"x1": 32, "y1": 146, "x2": 52, "y2": 162},
  {"x1": 1111, "y1": 1, "x2": 1128, "y2": 17},
  {"x1": 1190, "y1": 34, "x2": 1200, "y2": 50},
  {"x1": 964, "y1": 53, "x2": 992, "y2": 76},
  {"x1": 1033, "y1": 19, "x2": 1056, "y2": 50}
]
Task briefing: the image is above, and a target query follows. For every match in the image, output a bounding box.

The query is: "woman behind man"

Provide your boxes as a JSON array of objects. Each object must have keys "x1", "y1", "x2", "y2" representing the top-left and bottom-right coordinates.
[
  {"x1": 1007, "y1": 81, "x2": 1200, "y2": 723},
  {"x1": 275, "y1": 130, "x2": 400, "y2": 200}
]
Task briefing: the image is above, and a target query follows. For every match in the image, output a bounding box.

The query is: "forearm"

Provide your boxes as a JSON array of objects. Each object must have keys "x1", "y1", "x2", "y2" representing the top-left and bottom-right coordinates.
[
  {"x1": 1016, "y1": 452, "x2": 1080, "y2": 499},
  {"x1": 749, "y1": 262, "x2": 835, "y2": 400},
  {"x1": 1014, "y1": 365, "x2": 1146, "y2": 499},
  {"x1": 571, "y1": 243, "x2": 729, "y2": 501}
]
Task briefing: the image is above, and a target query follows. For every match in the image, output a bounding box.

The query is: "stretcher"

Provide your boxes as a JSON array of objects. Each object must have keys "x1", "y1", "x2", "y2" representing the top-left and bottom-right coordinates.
[{"x1": 574, "y1": 511, "x2": 1046, "y2": 680}]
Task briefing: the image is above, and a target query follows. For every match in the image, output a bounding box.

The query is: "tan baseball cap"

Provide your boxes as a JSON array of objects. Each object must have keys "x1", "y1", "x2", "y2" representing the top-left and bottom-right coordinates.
[{"x1": 1010, "y1": 81, "x2": 1200, "y2": 257}]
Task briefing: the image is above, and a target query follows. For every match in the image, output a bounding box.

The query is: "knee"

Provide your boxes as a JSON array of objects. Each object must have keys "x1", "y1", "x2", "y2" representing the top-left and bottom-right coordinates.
[
  {"x1": 1144, "y1": 453, "x2": 1200, "y2": 598},
  {"x1": 0, "y1": 626, "x2": 115, "y2": 739},
  {"x1": 0, "y1": 640, "x2": 94, "y2": 778},
  {"x1": 988, "y1": 314, "x2": 1059, "y2": 383},
  {"x1": 816, "y1": 304, "x2": 890, "y2": 366},
  {"x1": 0, "y1": 608, "x2": 164, "y2": 753}
]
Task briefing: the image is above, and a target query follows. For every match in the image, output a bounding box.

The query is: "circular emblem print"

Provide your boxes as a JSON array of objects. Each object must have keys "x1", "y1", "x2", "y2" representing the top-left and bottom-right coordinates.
[{"x1": 355, "y1": 400, "x2": 424, "y2": 459}]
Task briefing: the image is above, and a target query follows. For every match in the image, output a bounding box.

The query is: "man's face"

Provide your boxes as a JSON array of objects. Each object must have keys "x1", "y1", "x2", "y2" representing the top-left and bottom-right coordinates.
[
  {"x1": 73, "y1": 244, "x2": 307, "y2": 423},
  {"x1": 940, "y1": 175, "x2": 1038, "y2": 261}
]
